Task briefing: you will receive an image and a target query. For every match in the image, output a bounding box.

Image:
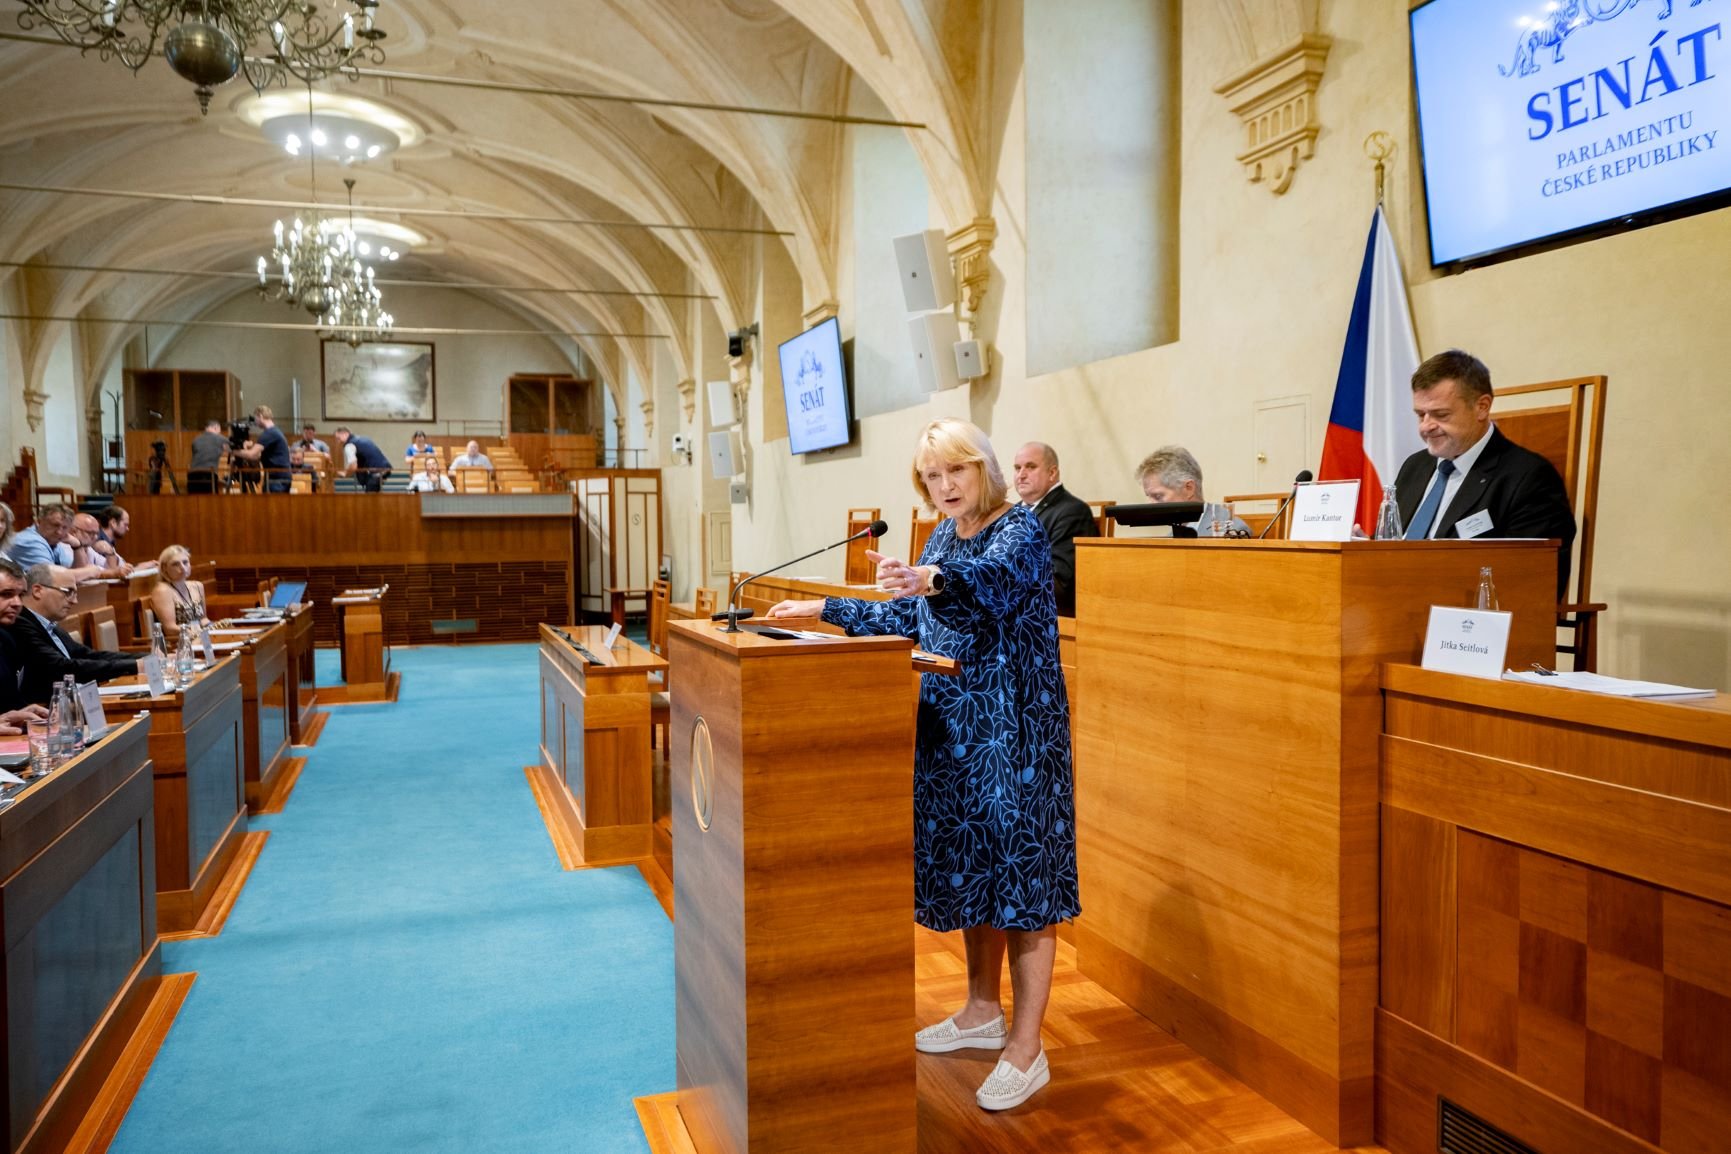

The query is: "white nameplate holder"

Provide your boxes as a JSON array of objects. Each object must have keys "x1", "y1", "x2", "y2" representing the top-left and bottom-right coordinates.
[
  {"x1": 200, "y1": 630, "x2": 216, "y2": 666},
  {"x1": 1289, "y1": 480, "x2": 1360, "y2": 541},
  {"x1": 141, "y1": 654, "x2": 169, "y2": 697},
  {"x1": 604, "y1": 622, "x2": 623, "y2": 649},
  {"x1": 75, "y1": 682, "x2": 109, "y2": 737},
  {"x1": 1421, "y1": 606, "x2": 1512, "y2": 680}
]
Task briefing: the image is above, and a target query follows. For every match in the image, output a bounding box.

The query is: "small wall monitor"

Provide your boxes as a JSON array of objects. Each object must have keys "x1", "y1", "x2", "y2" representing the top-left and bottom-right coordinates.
[
  {"x1": 778, "y1": 316, "x2": 853, "y2": 454},
  {"x1": 1410, "y1": 0, "x2": 1730, "y2": 267}
]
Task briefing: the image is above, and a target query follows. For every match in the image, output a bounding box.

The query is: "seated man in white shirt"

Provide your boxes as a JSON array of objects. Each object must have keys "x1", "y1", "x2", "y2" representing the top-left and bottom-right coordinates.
[
  {"x1": 406, "y1": 454, "x2": 455, "y2": 493},
  {"x1": 1136, "y1": 446, "x2": 1251, "y2": 537},
  {"x1": 2, "y1": 505, "x2": 108, "y2": 582},
  {"x1": 72, "y1": 512, "x2": 133, "y2": 576},
  {"x1": 448, "y1": 440, "x2": 494, "y2": 473}
]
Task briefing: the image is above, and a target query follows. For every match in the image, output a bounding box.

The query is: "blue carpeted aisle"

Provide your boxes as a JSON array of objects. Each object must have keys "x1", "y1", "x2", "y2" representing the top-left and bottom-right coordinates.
[{"x1": 111, "y1": 644, "x2": 674, "y2": 1154}]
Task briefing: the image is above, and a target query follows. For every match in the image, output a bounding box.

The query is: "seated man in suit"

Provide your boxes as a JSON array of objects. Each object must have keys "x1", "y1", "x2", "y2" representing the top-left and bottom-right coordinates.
[
  {"x1": 6, "y1": 564, "x2": 142, "y2": 705},
  {"x1": 0, "y1": 558, "x2": 49, "y2": 734},
  {"x1": 1395, "y1": 349, "x2": 1576, "y2": 598},
  {"x1": 1136, "y1": 446, "x2": 1250, "y2": 536},
  {"x1": 1012, "y1": 442, "x2": 1098, "y2": 617}
]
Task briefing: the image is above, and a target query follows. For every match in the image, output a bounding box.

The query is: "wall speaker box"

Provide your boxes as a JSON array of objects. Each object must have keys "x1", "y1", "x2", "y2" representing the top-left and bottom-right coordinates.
[
  {"x1": 894, "y1": 229, "x2": 956, "y2": 314},
  {"x1": 908, "y1": 309, "x2": 963, "y2": 392},
  {"x1": 729, "y1": 481, "x2": 749, "y2": 504},
  {"x1": 707, "y1": 380, "x2": 737, "y2": 427},
  {"x1": 708, "y1": 430, "x2": 739, "y2": 478},
  {"x1": 953, "y1": 339, "x2": 985, "y2": 380}
]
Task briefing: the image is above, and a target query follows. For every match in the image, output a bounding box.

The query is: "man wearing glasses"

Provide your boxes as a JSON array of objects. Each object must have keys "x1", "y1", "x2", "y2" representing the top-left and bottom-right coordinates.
[
  {"x1": 4, "y1": 564, "x2": 142, "y2": 705},
  {"x1": 0, "y1": 558, "x2": 49, "y2": 734}
]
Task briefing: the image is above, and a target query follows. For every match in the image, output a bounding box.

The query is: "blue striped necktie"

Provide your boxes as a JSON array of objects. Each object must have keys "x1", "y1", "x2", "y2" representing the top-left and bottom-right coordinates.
[{"x1": 1404, "y1": 457, "x2": 1456, "y2": 541}]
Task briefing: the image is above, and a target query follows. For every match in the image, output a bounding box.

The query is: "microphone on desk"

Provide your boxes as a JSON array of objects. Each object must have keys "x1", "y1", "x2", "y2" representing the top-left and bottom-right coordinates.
[
  {"x1": 714, "y1": 519, "x2": 889, "y2": 633},
  {"x1": 1257, "y1": 469, "x2": 1314, "y2": 539}
]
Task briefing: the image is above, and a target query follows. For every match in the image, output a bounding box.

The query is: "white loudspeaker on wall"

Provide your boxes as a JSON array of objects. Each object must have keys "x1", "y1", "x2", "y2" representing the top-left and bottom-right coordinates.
[
  {"x1": 893, "y1": 229, "x2": 956, "y2": 314},
  {"x1": 908, "y1": 309, "x2": 963, "y2": 392},
  {"x1": 708, "y1": 430, "x2": 739, "y2": 479},
  {"x1": 707, "y1": 379, "x2": 736, "y2": 427},
  {"x1": 954, "y1": 339, "x2": 985, "y2": 380}
]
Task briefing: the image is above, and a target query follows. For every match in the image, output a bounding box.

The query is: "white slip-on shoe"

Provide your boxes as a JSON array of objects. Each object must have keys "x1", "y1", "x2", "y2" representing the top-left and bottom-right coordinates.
[
  {"x1": 914, "y1": 1012, "x2": 1008, "y2": 1054},
  {"x1": 975, "y1": 1050, "x2": 1050, "y2": 1111}
]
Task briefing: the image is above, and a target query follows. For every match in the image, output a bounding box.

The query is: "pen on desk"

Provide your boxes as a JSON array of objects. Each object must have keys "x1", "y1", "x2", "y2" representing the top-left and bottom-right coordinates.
[{"x1": 1530, "y1": 663, "x2": 1557, "y2": 676}]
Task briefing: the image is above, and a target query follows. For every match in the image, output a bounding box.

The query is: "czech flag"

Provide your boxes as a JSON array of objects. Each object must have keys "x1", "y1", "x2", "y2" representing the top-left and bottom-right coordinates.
[{"x1": 1318, "y1": 205, "x2": 1423, "y2": 532}]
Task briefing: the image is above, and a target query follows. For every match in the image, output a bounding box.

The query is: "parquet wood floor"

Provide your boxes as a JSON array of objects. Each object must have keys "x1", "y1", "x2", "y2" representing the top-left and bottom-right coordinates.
[{"x1": 639, "y1": 925, "x2": 1387, "y2": 1153}]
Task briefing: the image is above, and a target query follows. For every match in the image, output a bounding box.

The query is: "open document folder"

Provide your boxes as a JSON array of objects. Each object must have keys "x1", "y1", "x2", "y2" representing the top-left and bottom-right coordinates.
[{"x1": 1503, "y1": 670, "x2": 1716, "y2": 701}]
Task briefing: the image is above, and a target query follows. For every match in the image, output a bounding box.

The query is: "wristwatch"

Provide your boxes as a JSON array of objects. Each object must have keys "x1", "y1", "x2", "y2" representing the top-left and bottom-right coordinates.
[{"x1": 925, "y1": 567, "x2": 946, "y2": 596}]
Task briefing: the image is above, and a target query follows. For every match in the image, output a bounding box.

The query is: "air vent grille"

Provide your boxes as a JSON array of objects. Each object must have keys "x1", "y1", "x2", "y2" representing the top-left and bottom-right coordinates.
[{"x1": 1438, "y1": 1098, "x2": 1540, "y2": 1154}]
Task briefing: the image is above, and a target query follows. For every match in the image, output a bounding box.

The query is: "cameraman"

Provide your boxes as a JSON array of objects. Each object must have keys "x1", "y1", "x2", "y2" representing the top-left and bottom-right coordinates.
[
  {"x1": 187, "y1": 418, "x2": 225, "y2": 494},
  {"x1": 230, "y1": 405, "x2": 293, "y2": 493}
]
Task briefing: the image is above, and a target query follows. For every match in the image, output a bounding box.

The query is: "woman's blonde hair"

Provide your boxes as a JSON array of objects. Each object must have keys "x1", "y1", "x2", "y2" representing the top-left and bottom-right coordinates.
[
  {"x1": 157, "y1": 544, "x2": 191, "y2": 576},
  {"x1": 910, "y1": 418, "x2": 1008, "y2": 520}
]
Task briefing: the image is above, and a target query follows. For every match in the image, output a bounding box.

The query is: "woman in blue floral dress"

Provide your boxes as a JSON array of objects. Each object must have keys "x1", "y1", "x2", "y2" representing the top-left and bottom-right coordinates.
[{"x1": 769, "y1": 418, "x2": 1079, "y2": 1112}]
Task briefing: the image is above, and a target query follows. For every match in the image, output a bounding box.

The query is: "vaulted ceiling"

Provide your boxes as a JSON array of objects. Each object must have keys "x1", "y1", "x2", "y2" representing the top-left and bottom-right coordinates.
[{"x1": 0, "y1": 0, "x2": 994, "y2": 412}]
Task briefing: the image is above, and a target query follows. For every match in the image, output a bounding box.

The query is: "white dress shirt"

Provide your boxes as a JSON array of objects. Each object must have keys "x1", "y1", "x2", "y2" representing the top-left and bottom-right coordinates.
[{"x1": 1412, "y1": 421, "x2": 1497, "y2": 539}]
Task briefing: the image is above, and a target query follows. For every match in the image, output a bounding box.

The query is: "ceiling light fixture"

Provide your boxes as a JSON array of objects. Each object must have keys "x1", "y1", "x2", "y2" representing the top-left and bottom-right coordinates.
[{"x1": 14, "y1": 0, "x2": 388, "y2": 115}]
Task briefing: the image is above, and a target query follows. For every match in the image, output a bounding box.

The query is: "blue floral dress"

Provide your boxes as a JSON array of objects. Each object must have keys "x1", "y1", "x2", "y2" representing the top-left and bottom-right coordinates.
[{"x1": 822, "y1": 503, "x2": 1080, "y2": 932}]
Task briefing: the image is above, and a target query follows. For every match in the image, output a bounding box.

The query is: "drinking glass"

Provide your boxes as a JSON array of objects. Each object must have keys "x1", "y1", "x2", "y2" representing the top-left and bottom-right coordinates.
[{"x1": 26, "y1": 720, "x2": 50, "y2": 776}]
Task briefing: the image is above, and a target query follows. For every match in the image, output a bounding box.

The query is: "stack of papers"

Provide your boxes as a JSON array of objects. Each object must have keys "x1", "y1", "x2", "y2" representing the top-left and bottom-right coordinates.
[{"x1": 1503, "y1": 670, "x2": 1716, "y2": 700}]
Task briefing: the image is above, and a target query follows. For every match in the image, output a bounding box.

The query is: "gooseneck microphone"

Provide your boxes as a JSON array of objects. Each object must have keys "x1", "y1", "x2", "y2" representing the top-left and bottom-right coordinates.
[
  {"x1": 1257, "y1": 468, "x2": 1314, "y2": 539},
  {"x1": 714, "y1": 519, "x2": 889, "y2": 633}
]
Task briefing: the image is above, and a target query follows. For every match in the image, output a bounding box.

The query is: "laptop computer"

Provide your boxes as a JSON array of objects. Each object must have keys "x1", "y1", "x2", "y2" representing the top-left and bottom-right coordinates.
[{"x1": 267, "y1": 580, "x2": 308, "y2": 608}]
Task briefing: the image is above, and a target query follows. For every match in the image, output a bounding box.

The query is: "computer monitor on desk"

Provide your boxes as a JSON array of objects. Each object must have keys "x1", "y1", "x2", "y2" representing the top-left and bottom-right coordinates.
[
  {"x1": 267, "y1": 580, "x2": 307, "y2": 609},
  {"x1": 1101, "y1": 501, "x2": 1205, "y2": 538}
]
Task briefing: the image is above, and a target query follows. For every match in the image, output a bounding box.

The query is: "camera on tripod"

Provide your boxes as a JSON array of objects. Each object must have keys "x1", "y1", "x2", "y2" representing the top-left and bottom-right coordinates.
[{"x1": 228, "y1": 416, "x2": 257, "y2": 449}]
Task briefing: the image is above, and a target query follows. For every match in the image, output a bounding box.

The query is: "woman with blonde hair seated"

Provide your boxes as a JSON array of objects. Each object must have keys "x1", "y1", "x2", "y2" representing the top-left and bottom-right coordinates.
[{"x1": 149, "y1": 545, "x2": 208, "y2": 641}]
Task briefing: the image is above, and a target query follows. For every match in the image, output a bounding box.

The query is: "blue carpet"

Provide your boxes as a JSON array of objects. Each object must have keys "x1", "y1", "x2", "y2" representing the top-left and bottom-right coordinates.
[{"x1": 111, "y1": 644, "x2": 674, "y2": 1154}]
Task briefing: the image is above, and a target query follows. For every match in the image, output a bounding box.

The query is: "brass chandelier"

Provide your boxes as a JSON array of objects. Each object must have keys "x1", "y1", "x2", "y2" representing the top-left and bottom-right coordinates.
[
  {"x1": 259, "y1": 176, "x2": 392, "y2": 346},
  {"x1": 15, "y1": 0, "x2": 387, "y2": 114}
]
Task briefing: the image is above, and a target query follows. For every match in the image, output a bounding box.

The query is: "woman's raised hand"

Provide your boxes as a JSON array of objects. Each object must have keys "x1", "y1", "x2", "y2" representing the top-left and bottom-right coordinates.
[{"x1": 866, "y1": 550, "x2": 929, "y2": 599}]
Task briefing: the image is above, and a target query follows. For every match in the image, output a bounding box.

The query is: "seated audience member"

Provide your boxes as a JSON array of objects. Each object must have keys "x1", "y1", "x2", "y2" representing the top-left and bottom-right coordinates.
[
  {"x1": 407, "y1": 454, "x2": 455, "y2": 493},
  {"x1": 7, "y1": 564, "x2": 142, "y2": 704},
  {"x1": 0, "y1": 504, "x2": 15, "y2": 557},
  {"x1": 230, "y1": 405, "x2": 293, "y2": 493},
  {"x1": 1136, "y1": 446, "x2": 1250, "y2": 537},
  {"x1": 333, "y1": 427, "x2": 394, "y2": 492},
  {"x1": 94, "y1": 505, "x2": 132, "y2": 569},
  {"x1": 70, "y1": 512, "x2": 132, "y2": 577},
  {"x1": 2, "y1": 505, "x2": 107, "y2": 582},
  {"x1": 148, "y1": 545, "x2": 209, "y2": 642},
  {"x1": 187, "y1": 418, "x2": 227, "y2": 494},
  {"x1": 298, "y1": 424, "x2": 330, "y2": 455},
  {"x1": 1011, "y1": 441, "x2": 1098, "y2": 617},
  {"x1": 0, "y1": 558, "x2": 49, "y2": 733},
  {"x1": 1395, "y1": 349, "x2": 1577, "y2": 598},
  {"x1": 448, "y1": 440, "x2": 494, "y2": 473},
  {"x1": 405, "y1": 431, "x2": 436, "y2": 461}
]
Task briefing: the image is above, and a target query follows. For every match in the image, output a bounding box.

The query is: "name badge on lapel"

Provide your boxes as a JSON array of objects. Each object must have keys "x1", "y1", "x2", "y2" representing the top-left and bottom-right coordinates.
[{"x1": 1456, "y1": 509, "x2": 1495, "y2": 539}]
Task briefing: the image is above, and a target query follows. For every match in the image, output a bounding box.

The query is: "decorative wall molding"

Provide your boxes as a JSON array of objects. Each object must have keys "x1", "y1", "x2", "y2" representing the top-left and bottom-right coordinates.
[
  {"x1": 802, "y1": 300, "x2": 839, "y2": 329},
  {"x1": 640, "y1": 398, "x2": 655, "y2": 438},
  {"x1": 22, "y1": 386, "x2": 47, "y2": 432},
  {"x1": 1213, "y1": 34, "x2": 1331, "y2": 195},
  {"x1": 675, "y1": 378, "x2": 696, "y2": 424},
  {"x1": 728, "y1": 348, "x2": 752, "y2": 408},
  {"x1": 946, "y1": 217, "x2": 997, "y2": 322}
]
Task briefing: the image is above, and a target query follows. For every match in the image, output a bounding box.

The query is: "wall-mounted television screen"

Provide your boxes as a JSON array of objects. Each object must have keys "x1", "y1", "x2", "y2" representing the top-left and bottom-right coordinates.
[
  {"x1": 1411, "y1": 0, "x2": 1729, "y2": 267},
  {"x1": 778, "y1": 316, "x2": 853, "y2": 454}
]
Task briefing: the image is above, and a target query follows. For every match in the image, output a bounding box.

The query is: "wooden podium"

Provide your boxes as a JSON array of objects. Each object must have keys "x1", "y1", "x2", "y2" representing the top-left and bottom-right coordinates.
[
  {"x1": 1072, "y1": 537, "x2": 1559, "y2": 1147},
  {"x1": 667, "y1": 619, "x2": 917, "y2": 1154},
  {"x1": 324, "y1": 586, "x2": 396, "y2": 704}
]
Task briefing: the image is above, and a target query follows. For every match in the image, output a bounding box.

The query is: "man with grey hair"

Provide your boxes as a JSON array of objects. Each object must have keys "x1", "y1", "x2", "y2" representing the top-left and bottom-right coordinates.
[
  {"x1": 5, "y1": 564, "x2": 141, "y2": 704},
  {"x1": 1, "y1": 505, "x2": 107, "y2": 583},
  {"x1": 1012, "y1": 441, "x2": 1098, "y2": 617},
  {"x1": 1135, "y1": 445, "x2": 1249, "y2": 537}
]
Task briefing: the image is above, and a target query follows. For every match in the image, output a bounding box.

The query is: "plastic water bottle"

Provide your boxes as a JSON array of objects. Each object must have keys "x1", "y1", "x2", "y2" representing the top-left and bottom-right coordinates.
[
  {"x1": 1476, "y1": 566, "x2": 1498, "y2": 611},
  {"x1": 1373, "y1": 485, "x2": 1404, "y2": 540}
]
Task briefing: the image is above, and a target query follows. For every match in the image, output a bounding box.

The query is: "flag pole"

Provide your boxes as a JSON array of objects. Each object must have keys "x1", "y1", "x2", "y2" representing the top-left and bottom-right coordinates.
[{"x1": 1364, "y1": 131, "x2": 1395, "y2": 206}]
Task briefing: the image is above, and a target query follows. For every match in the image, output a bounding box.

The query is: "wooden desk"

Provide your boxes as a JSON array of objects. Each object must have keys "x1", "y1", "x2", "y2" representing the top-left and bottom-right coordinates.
[
  {"x1": 325, "y1": 587, "x2": 394, "y2": 704},
  {"x1": 1377, "y1": 665, "x2": 1731, "y2": 1154},
  {"x1": 0, "y1": 718, "x2": 159, "y2": 1154},
  {"x1": 534, "y1": 624, "x2": 667, "y2": 865},
  {"x1": 667, "y1": 619, "x2": 916, "y2": 1154},
  {"x1": 224, "y1": 621, "x2": 292, "y2": 812},
  {"x1": 112, "y1": 658, "x2": 247, "y2": 935},
  {"x1": 1072, "y1": 537, "x2": 1558, "y2": 1146},
  {"x1": 281, "y1": 604, "x2": 321, "y2": 744}
]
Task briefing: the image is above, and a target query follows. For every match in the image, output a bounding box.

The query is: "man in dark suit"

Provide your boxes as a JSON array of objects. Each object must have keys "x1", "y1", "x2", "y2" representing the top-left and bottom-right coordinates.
[
  {"x1": 6, "y1": 564, "x2": 142, "y2": 705},
  {"x1": 1393, "y1": 349, "x2": 1576, "y2": 598},
  {"x1": 1013, "y1": 442, "x2": 1098, "y2": 616},
  {"x1": 0, "y1": 558, "x2": 48, "y2": 733}
]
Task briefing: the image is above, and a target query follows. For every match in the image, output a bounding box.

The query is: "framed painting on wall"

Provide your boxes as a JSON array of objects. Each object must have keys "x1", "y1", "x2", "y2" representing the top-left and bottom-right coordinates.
[{"x1": 321, "y1": 340, "x2": 436, "y2": 422}]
